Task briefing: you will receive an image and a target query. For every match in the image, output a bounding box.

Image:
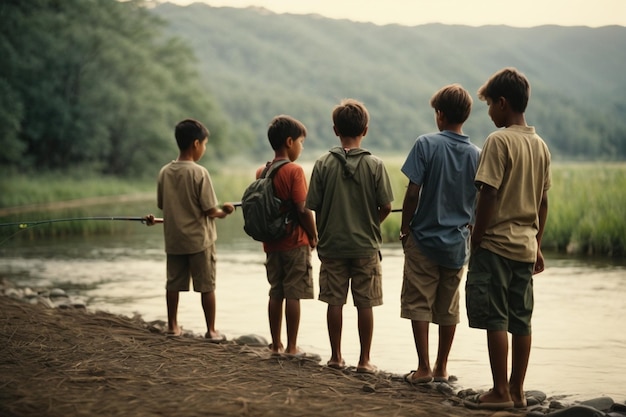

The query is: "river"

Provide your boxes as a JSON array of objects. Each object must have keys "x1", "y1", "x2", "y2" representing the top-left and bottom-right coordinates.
[{"x1": 1, "y1": 217, "x2": 624, "y2": 402}]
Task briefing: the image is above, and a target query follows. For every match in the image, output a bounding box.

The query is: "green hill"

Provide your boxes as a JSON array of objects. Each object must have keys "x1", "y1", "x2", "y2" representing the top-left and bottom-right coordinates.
[{"x1": 153, "y1": 3, "x2": 626, "y2": 160}]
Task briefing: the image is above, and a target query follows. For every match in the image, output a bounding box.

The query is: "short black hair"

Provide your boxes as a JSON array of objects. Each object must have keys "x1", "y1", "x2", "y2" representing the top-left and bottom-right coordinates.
[
  {"x1": 174, "y1": 119, "x2": 209, "y2": 151},
  {"x1": 267, "y1": 115, "x2": 307, "y2": 150},
  {"x1": 478, "y1": 67, "x2": 530, "y2": 113},
  {"x1": 332, "y1": 98, "x2": 369, "y2": 137}
]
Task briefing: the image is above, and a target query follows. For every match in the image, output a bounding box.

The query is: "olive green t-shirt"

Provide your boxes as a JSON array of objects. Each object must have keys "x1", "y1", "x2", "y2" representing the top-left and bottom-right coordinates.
[
  {"x1": 306, "y1": 147, "x2": 394, "y2": 258},
  {"x1": 157, "y1": 161, "x2": 218, "y2": 254},
  {"x1": 475, "y1": 125, "x2": 551, "y2": 262}
]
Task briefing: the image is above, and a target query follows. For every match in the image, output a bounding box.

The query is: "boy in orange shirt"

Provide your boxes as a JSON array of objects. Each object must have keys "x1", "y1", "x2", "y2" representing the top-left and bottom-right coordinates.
[{"x1": 256, "y1": 115, "x2": 317, "y2": 356}]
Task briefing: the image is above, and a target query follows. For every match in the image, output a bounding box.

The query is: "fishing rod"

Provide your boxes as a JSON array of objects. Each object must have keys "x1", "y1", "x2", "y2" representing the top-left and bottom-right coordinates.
[
  {"x1": 230, "y1": 202, "x2": 402, "y2": 212},
  {"x1": 0, "y1": 216, "x2": 163, "y2": 229},
  {"x1": 0, "y1": 216, "x2": 164, "y2": 246}
]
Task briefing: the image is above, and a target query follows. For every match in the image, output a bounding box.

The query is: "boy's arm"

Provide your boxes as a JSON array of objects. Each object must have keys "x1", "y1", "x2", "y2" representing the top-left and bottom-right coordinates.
[
  {"x1": 378, "y1": 202, "x2": 392, "y2": 223},
  {"x1": 400, "y1": 182, "x2": 420, "y2": 241},
  {"x1": 471, "y1": 182, "x2": 498, "y2": 250},
  {"x1": 534, "y1": 190, "x2": 549, "y2": 274},
  {"x1": 295, "y1": 201, "x2": 318, "y2": 248},
  {"x1": 205, "y1": 203, "x2": 235, "y2": 219}
]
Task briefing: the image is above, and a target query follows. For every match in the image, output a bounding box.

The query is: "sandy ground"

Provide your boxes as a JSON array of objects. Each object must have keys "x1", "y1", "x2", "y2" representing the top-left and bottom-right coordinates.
[{"x1": 0, "y1": 296, "x2": 509, "y2": 417}]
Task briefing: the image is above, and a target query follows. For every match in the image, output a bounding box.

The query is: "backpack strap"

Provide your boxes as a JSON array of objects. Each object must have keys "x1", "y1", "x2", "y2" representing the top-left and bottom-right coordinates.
[
  {"x1": 260, "y1": 159, "x2": 296, "y2": 224},
  {"x1": 260, "y1": 159, "x2": 290, "y2": 179}
]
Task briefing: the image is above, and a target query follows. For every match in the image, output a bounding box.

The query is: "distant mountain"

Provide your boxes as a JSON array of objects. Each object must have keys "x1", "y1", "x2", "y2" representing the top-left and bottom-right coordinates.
[{"x1": 152, "y1": 3, "x2": 626, "y2": 160}]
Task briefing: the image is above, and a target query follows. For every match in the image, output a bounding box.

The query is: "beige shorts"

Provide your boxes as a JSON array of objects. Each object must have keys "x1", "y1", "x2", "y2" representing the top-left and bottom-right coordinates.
[
  {"x1": 318, "y1": 253, "x2": 383, "y2": 308},
  {"x1": 401, "y1": 234, "x2": 462, "y2": 325},
  {"x1": 166, "y1": 245, "x2": 216, "y2": 293},
  {"x1": 265, "y1": 245, "x2": 314, "y2": 300}
]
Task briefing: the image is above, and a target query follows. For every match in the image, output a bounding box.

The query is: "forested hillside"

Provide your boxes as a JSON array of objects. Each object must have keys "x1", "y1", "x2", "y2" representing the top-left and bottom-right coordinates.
[
  {"x1": 2, "y1": 1, "x2": 625, "y2": 178},
  {"x1": 153, "y1": 3, "x2": 626, "y2": 160},
  {"x1": 0, "y1": 0, "x2": 227, "y2": 176}
]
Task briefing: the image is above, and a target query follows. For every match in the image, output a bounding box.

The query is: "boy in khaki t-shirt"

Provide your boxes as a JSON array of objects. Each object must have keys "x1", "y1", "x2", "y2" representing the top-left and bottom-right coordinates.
[
  {"x1": 145, "y1": 119, "x2": 234, "y2": 341},
  {"x1": 464, "y1": 68, "x2": 551, "y2": 411}
]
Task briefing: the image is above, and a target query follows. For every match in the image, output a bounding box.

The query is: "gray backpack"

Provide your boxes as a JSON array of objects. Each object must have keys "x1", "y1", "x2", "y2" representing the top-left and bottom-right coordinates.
[{"x1": 241, "y1": 160, "x2": 293, "y2": 242}]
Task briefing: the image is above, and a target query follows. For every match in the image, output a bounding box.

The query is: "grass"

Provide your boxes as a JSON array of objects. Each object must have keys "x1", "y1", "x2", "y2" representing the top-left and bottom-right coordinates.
[{"x1": 2, "y1": 162, "x2": 625, "y2": 257}]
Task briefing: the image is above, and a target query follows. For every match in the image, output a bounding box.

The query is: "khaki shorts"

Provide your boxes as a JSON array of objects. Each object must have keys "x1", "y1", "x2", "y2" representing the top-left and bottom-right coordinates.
[
  {"x1": 401, "y1": 234, "x2": 463, "y2": 325},
  {"x1": 318, "y1": 253, "x2": 383, "y2": 308},
  {"x1": 465, "y1": 247, "x2": 534, "y2": 335},
  {"x1": 265, "y1": 245, "x2": 314, "y2": 300},
  {"x1": 166, "y1": 245, "x2": 216, "y2": 293}
]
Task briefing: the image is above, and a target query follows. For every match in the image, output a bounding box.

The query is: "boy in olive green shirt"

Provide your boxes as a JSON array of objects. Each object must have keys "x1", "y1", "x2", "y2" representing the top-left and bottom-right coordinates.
[{"x1": 306, "y1": 98, "x2": 393, "y2": 373}]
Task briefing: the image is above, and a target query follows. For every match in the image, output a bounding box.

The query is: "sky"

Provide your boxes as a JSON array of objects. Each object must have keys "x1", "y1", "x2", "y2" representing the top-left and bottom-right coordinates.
[{"x1": 163, "y1": 0, "x2": 626, "y2": 27}]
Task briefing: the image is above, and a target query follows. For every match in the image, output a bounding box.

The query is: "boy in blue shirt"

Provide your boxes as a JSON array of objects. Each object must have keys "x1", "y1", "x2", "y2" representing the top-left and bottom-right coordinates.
[{"x1": 400, "y1": 84, "x2": 480, "y2": 384}]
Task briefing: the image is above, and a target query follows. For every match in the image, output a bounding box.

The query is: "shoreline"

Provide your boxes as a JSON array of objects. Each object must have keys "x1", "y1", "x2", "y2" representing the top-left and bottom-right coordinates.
[{"x1": 1, "y1": 285, "x2": 625, "y2": 417}]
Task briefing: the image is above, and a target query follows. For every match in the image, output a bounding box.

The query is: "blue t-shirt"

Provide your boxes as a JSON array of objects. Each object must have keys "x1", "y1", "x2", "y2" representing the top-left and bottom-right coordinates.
[{"x1": 401, "y1": 131, "x2": 480, "y2": 269}]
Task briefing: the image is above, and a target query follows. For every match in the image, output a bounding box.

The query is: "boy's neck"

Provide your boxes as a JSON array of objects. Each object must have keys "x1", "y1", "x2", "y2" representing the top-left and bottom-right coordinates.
[
  {"x1": 273, "y1": 149, "x2": 289, "y2": 161},
  {"x1": 503, "y1": 113, "x2": 527, "y2": 128},
  {"x1": 441, "y1": 123, "x2": 464, "y2": 135},
  {"x1": 176, "y1": 150, "x2": 195, "y2": 162},
  {"x1": 339, "y1": 136, "x2": 363, "y2": 150}
]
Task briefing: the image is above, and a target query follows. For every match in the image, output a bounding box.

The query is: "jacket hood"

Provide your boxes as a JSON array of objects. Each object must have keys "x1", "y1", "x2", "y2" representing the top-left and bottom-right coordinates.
[{"x1": 329, "y1": 146, "x2": 371, "y2": 183}]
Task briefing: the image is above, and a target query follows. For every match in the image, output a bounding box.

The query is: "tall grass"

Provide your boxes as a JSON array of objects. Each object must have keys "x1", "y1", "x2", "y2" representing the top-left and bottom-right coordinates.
[
  {"x1": 2, "y1": 163, "x2": 625, "y2": 256},
  {"x1": 383, "y1": 162, "x2": 626, "y2": 257}
]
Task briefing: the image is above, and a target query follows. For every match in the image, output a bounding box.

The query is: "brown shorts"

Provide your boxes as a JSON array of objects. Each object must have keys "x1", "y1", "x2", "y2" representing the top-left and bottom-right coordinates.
[
  {"x1": 265, "y1": 245, "x2": 314, "y2": 300},
  {"x1": 166, "y1": 245, "x2": 216, "y2": 293},
  {"x1": 318, "y1": 253, "x2": 383, "y2": 308},
  {"x1": 401, "y1": 234, "x2": 463, "y2": 325}
]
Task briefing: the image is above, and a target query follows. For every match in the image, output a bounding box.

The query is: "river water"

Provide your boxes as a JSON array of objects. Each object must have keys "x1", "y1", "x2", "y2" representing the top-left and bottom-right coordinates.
[{"x1": 1, "y1": 217, "x2": 624, "y2": 402}]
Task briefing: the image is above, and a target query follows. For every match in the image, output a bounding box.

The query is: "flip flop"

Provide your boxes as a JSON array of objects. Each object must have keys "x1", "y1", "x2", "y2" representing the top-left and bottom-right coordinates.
[
  {"x1": 165, "y1": 327, "x2": 183, "y2": 338},
  {"x1": 205, "y1": 332, "x2": 227, "y2": 343},
  {"x1": 326, "y1": 360, "x2": 346, "y2": 370},
  {"x1": 464, "y1": 394, "x2": 514, "y2": 410},
  {"x1": 404, "y1": 371, "x2": 433, "y2": 384},
  {"x1": 356, "y1": 365, "x2": 378, "y2": 375}
]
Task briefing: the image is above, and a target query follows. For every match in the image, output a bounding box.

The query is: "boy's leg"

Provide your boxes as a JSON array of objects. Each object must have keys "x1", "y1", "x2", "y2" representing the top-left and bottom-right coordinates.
[
  {"x1": 432, "y1": 265, "x2": 463, "y2": 380},
  {"x1": 280, "y1": 246, "x2": 314, "y2": 355},
  {"x1": 318, "y1": 257, "x2": 350, "y2": 367},
  {"x1": 201, "y1": 291, "x2": 220, "y2": 339},
  {"x1": 410, "y1": 320, "x2": 432, "y2": 379},
  {"x1": 165, "y1": 253, "x2": 190, "y2": 336},
  {"x1": 350, "y1": 254, "x2": 383, "y2": 372},
  {"x1": 481, "y1": 330, "x2": 512, "y2": 403},
  {"x1": 284, "y1": 298, "x2": 301, "y2": 354},
  {"x1": 327, "y1": 304, "x2": 344, "y2": 366},
  {"x1": 268, "y1": 297, "x2": 284, "y2": 353},
  {"x1": 357, "y1": 306, "x2": 374, "y2": 370},
  {"x1": 166, "y1": 290, "x2": 181, "y2": 335},
  {"x1": 189, "y1": 246, "x2": 222, "y2": 339},
  {"x1": 433, "y1": 324, "x2": 456, "y2": 380},
  {"x1": 510, "y1": 334, "x2": 531, "y2": 406}
]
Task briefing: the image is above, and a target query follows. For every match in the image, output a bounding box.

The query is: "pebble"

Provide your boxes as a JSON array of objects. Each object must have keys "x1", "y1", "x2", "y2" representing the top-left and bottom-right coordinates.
[{"x1": 2, "y1": 278, "x2": 625, "y2": 417}]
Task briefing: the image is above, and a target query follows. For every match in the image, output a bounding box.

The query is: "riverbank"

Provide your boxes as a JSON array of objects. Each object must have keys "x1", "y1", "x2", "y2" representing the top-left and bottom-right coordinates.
[
  {"x1": 0, "y1": 295, "x2": 487, "y2": 417},
  {"x1": 1, "y1": 291, "x2": 625, "y2": 417}
]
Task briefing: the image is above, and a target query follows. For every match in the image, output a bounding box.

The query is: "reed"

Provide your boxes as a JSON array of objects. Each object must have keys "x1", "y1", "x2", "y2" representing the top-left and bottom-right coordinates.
[
  {"x1": 383, "y1": 162, "x2": 626, "y2": 257},
  {"x1": 2, "y1": 163, "x2": 625, "y2": 256}
]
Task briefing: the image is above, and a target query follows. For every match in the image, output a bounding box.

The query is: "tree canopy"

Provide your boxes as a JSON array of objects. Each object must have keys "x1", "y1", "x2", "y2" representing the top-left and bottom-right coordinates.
[{"x1": 0, "y1": 0, "x2": 227, "y2": 177}]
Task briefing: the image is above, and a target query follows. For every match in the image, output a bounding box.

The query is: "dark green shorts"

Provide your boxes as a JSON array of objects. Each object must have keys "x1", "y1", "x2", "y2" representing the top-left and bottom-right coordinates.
[{"x1": 465, "y1": 247, "x2": 534, "y2": 335}]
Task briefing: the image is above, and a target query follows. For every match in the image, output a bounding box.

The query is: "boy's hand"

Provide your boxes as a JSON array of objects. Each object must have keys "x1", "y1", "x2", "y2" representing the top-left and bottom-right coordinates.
[
  {"x1": 221, "y1": 203, "x2": 235, "y2": 215},
  {"x1": 533, "y1": 248, "x2": 545, "y2": 274},
  {"x1": 143, "y1": 214, "x2": 156, "y2": 226}
]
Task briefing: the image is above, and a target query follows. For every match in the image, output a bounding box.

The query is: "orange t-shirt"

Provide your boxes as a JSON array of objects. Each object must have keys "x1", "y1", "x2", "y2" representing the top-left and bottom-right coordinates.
[{"x1": 255, "y1": 161, "x2": 310, "y2": 253}]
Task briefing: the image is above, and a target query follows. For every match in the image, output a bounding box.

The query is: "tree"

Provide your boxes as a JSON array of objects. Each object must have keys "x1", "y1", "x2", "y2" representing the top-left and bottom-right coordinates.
[{"x1": 0, "y1": 0, "x2": 227, "y2": 176}]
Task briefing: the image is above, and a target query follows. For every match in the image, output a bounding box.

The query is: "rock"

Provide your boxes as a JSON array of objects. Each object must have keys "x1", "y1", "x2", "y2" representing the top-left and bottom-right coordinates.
[
  {"x1": 541, "y1": 404, "x2": 608, "y2": 417},
  {"x1": 581, "y1": 398, "x2": 615, "y2": 412},
  {"x1": 233, "y1": 334, "x2": 268, "y2": 346}
]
